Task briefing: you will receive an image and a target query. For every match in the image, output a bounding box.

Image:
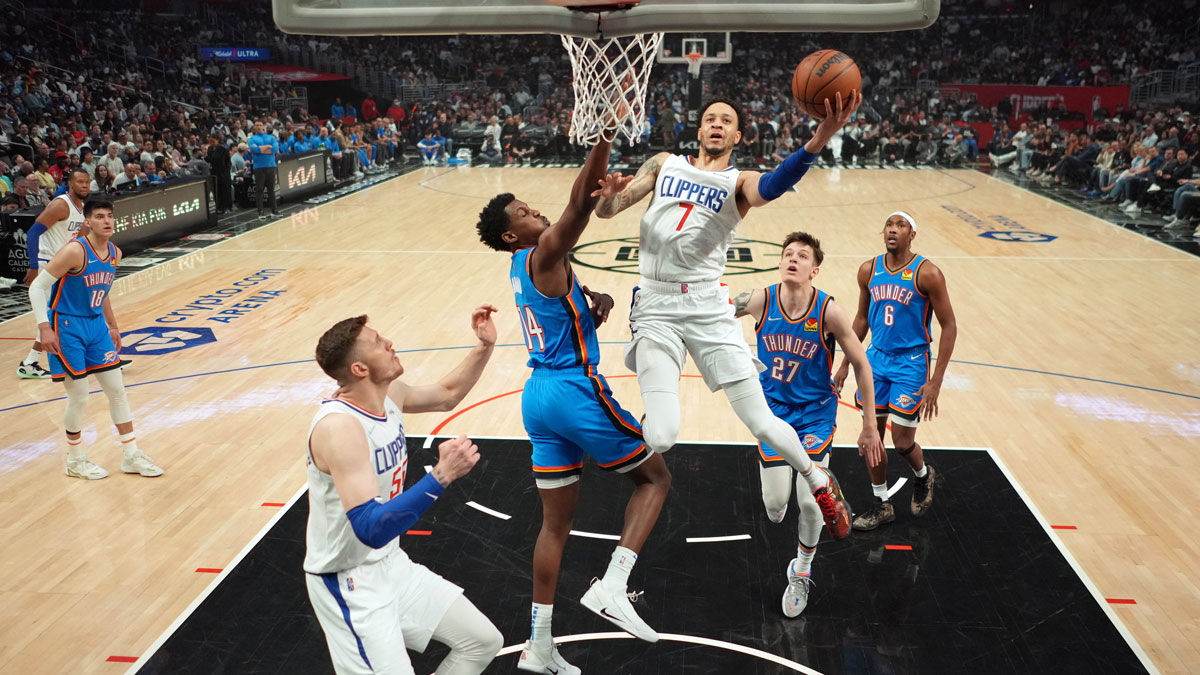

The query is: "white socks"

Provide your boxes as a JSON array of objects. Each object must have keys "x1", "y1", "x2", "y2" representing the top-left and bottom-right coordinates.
[
  {"x1": 792, "y1": 549, "x2": 815, "y2": 577},
  {"x1": 66, "y1": 436, "x2": 84, "y2": 462},
  {"x1": 118, "y1": 431, "x2": 139, "y2": 455},
  {"x1": 872, "y1": 482, "x2": 889, "y2": 502},
  {"x1": 530, "y1": 603, "x2": 554, "y2": 648},
  {"x1": 25, "y1": 348, "x2": 41, "y2": 365},
  {"x1": 913, "y1": 463, "x2": 928, "y2": 479},
  {"x1": 602, "y1": 546, "x2": 637, "y2": 592}
]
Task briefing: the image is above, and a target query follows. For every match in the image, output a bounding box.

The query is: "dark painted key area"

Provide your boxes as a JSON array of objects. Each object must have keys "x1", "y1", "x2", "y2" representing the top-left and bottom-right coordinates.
[{"x1": 136, "y1": 439, "x2": 1147, "y2": 674}]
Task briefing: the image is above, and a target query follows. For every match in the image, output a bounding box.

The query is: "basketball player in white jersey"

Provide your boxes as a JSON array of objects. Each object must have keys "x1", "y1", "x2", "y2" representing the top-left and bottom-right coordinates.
[
  {"x1": 595, "y1": 92, "x2": 862, "y2": 538},
  {"x1": 18, "y1": 168, "x2": 90, "y2": 379},
  {"x1": 306, "y1": 311, "x2": 503, "y2": 675}
]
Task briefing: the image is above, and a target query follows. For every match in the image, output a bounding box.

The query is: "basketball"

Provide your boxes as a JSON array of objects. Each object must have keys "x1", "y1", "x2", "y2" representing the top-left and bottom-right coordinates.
[{"x1": 792, "y1": 49, "x2": 861, "y2": 119}]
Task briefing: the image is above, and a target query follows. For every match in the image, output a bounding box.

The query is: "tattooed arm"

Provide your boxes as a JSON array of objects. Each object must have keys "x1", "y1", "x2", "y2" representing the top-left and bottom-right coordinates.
[
  {"x1": 732, "y1": 287, "x2": 767, "y2": 322},
  {"x1": 594, "y1": 152, "x2": 669, "y2": 218}
]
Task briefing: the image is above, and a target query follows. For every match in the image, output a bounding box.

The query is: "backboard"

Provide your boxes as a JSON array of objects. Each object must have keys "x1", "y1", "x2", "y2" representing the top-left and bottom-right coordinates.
[{"x1": 272, "y1": 0, "x2": 941, "y2": 39}]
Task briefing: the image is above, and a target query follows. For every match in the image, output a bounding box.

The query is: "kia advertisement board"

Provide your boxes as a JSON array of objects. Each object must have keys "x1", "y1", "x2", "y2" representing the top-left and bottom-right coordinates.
[{"x1": 276, "y1": 150, "x2": 333, "y2": 202}]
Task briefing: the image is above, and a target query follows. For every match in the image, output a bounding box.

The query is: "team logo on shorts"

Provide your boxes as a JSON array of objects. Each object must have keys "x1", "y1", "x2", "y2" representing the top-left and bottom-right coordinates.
[
  {"x1": 804, "y1": 318, "x2": 819, "y2": 332},
  {"x1": 901, "y1": 269, "x2": 914, "y2": 281},
  {"x1": 896, "y1": 394, "x2": 915, "y2": 408},
  {"x1": 802, "y1": 434, "x2": 821, "y2": 449},
  {"x1": 346, "y1": 578, "x2": 355, "y2": 591},
  {"x1": 103, "y1": 351, "x2": 116, "y2": 362}
]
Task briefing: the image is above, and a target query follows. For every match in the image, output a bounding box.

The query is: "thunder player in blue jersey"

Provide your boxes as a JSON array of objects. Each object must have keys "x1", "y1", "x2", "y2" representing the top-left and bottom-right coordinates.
[
  {"x1": 477, "y1": 137, "x2": 672, "y2": 674},
  {"x1": 834, "y1": 211, "x2": 958, "y2": 531},
  {"x1": 27, "y1": 199, "x2": 162, "y2": 480},
  {"x1": 734, "y1": 232, "x2": 883, "y2": 617}
]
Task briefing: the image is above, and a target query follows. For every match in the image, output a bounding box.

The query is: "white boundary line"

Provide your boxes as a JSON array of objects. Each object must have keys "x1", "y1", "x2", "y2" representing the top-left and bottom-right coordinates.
[
  {"x1": 1, "y1": 169, "x2": 417, "y2": 328},
  {"x1": 979, "y1": 171, "x2": 1197, "y2": 260},
  {"x1": 123, "y1": 483, "x2": 308, "y2": 674},
  {"x1": 986, "y1": 449, "x2": 1160, "y2": 675},
  {"x1": 569, "y1": 529, "x2": 621, "y2": 541},
  {"x1": 686, "y1": 534, "x2": 752, "y2": 543},
  {"x1": 495, "y1": 631, "x2": 822, "y2": 674},
  {"x1": 886, "y1": 476, "x2": 908, "y2": 498},
  {"x1": 466, "y1": 501, "x2": 512, "y2": 521}
]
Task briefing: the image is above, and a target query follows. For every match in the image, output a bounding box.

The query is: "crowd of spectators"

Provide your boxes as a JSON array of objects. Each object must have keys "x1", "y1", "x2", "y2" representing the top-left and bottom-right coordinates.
[{"x1": 1, "y1": 0, "x2": 1199, "y2": 231}]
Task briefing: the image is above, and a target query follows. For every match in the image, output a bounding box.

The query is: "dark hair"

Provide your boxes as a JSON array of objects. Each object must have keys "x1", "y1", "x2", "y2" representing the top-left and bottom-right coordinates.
[
  {"x1": 781, "y1": 231, "x2": 824, "y2": 266},
  {"x1": 476, "y1": 192, "x2": 516, "y2": 251},
  {"x1": 68, "y1": 167, "x2": 91, "y2": 182},
  {"x1": 315, "y1": 315, "x2": 369, "y2": 383},
  {"x1": 700, "y1": 99, "x2": 744, "y2": 134},
  {"x1": 83, "y1": 199, "x2": 114, "y2": 218}
]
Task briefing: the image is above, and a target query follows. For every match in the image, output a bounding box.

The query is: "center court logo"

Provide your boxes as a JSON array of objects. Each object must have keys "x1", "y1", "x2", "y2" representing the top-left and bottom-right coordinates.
[
  {"x1": 570, "y1": 236, "x2": 782, "y2": 276},
  {"x1": 120, "y1": 326, "x2": 217, "y2": 355}
]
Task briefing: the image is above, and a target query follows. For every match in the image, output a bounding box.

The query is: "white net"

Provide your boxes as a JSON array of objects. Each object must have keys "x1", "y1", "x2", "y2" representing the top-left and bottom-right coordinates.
[{"x1": 561, "y1": 32, "x2": 663, "y2": 146}]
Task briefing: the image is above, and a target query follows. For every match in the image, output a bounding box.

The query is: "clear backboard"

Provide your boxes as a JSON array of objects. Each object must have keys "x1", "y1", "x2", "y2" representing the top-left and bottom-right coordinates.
[{"x1": 273, "y1": 0, "x2": 941, "y2": 38}]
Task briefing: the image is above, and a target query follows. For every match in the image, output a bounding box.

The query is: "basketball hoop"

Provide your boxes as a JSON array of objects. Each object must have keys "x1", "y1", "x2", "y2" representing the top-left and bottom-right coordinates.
[
  {"x1": 683, "y1": 51, "x2": 703, "y2": 77},
  {"x1": 561, "y1": 32, "x2": 663, "y2": 146}
]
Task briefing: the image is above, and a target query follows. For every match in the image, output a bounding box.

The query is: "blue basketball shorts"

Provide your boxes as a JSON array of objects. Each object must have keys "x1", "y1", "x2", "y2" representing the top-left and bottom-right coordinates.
[
  {"x1": 522, "y1": 366, "x2": 649, "y2": 486},
  {"x1": 758, "y1": 394, "x2": 838, "y2": 466},
  {"x1": 855, "y1": 345, "x2": 930, "y2": 423},
  {"x1": 48, "y1": 311, "x2": 121, "y2": 382}
]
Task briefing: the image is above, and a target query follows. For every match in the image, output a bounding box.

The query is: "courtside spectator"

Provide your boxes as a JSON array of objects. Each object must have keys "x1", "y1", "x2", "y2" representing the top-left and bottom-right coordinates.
[{"x1": 248, "y1": 120, "x2": 281, "y2": 219}]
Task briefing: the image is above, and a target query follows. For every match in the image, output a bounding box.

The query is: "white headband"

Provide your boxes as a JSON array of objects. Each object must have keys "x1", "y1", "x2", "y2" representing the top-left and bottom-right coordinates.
[{"x1": 886, "y1": 210, "x2": 916, "y2": 230}]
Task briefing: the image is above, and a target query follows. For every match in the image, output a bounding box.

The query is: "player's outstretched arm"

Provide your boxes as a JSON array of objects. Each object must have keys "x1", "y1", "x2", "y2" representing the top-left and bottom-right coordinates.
[
  {"x1": 23, "y1": 197, "x2": 69, "y2": 282},
  {"x1": 27, "y1": 241, "x2": 87, "y2": 354},
  {"x1": 826, "y1": 300, "x2": 884, "y2": 467},
  {"x1": 739, "y1": 90, "x2": 862, "y2": 209},
  {"x1": 731, "y1": 287, "x2": 767, "y2": 322},
  {"x1": 594, "y1": 151, "x2": 668, "y2": 218},
  {"x1": 534, "y1": 139, "x2": 615, "y2": 271},
  {"x1": 914, "y1": 263, "x2": 957, "y2": 421},
  {"x1": 393, "y1": 305, "x2": 497, "y2": 413},
  {"x1": 833, "y1": 259, "x2": 873, "y2": 393}
]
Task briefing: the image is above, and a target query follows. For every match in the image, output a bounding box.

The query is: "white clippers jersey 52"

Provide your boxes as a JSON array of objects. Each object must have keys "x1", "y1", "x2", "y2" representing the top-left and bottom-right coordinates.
[
  {"x1": 303, "y1": 396, "x2": 410, "y2": 575},
  {"x1": 39, "y1": 194, "x2": 85, "y2": 264},
  {"x1": 638, "y1": 154, "x2": 742, "y2": 283}
]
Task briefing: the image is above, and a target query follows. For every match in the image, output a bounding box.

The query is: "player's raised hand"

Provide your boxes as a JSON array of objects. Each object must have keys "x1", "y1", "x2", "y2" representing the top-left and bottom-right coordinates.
[
  {"x1": 581, "y1": 285, "x2": 614, "y2": 326},
  {"x1": 471, "y1": 304, "x2": 498, "y2": 347},
  {"x1": 914, "y1": 379, "x2": 941, "y2": 421},
  {"x1": 857, "y1": 425, "x2": 884, "y2": 468},
  {"x1": 432, "y1": 435, "x2": 480, "y2": 485},
  {"x1": 814, "y1": 89, "x2": 863, "y2": 141},
  {"x1": 591, "y1": 172, "x2": 633, "y2": 199}
]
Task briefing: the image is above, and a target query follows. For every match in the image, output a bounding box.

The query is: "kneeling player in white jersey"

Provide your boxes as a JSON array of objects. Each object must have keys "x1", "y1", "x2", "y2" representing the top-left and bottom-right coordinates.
[
  {"x1": 18, "y1": 168, "x2": 90, "y2": 379},
  {"x1": 734, "y1": 232, "x2": 883, "y2": 616},
  {"x1": 306, "y1": 312, "x2": 503, "y2": 675},
  {"x1": 595, "y1": 93, "x2": 862, "y2": 537}
]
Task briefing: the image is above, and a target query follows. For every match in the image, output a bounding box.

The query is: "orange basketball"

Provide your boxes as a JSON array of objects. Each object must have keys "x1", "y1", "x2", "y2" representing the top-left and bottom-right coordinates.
[{"x1": 792, "y1": 50, "x2": 861, "y2": 119}]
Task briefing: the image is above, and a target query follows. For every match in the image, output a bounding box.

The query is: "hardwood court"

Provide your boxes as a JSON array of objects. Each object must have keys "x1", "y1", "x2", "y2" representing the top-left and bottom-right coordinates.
[{"x1": 1, "y1": 166, "x2": 1197, "y2": 673}]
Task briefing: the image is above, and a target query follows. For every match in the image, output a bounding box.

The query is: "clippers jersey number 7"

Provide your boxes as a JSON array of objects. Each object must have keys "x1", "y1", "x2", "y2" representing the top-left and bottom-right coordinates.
[{"x1": 519, "y1": 305, "x2": 546, "y2": 352}]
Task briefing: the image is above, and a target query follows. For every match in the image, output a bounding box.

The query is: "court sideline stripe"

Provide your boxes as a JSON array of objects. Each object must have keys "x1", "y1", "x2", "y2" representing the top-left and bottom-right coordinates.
[
  {"x1": 123, "y1": 483, "x2": 308, "y2": 674},
  {"x1": 4, "y1": 341, "x2": 1196, "y2": 417},
  {"x1": 0, "y1": 165, "x2": 420, "y2": 329},
  {"x1": 986, "y1": 449, "x2": 1160, "y2": 674}
]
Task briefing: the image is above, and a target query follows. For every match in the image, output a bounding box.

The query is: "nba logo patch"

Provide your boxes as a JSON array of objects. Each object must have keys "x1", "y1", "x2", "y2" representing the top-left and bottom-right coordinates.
[
  {"x1": 804, "y1": 318, "x2": 819, "y2": 332},
  {"x1": 897, "y1": 394, "x2": 915, "y2": 408},
  {"x1": 901, "y1": 270, "x2": 914, "y2": 281},
  {"x1": 680, "y1": 283, "x2": 689, "y2": 294},
  {"x1": 802, "y1": 434, "x2": 820, "y2": 449},
  {"x1": 346, "y1": 578, "x2": 355, "y2": 591}
]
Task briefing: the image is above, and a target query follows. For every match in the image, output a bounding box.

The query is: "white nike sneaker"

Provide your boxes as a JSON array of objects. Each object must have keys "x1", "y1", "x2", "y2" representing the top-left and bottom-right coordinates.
[
  {"x1": 517, "y1": 640, "x2": 581, "y2": 675},
  {"x1": 580, "y1": 577, "x2": 658, "y2": 642},
  {"x1": 121, "y1": 449, "x2": 164, "y2": 477},
  {"x1": 781, "y1": 560, "x2": 814, "y2": 618},
  {"x1": 66, "y1": 455, "x2": 110, "y2": 480}
]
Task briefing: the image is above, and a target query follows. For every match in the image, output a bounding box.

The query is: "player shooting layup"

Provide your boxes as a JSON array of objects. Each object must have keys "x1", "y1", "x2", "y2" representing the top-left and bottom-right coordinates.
[{"x1": 594, "y1": 92, "x2": 863, "y2": 537}]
